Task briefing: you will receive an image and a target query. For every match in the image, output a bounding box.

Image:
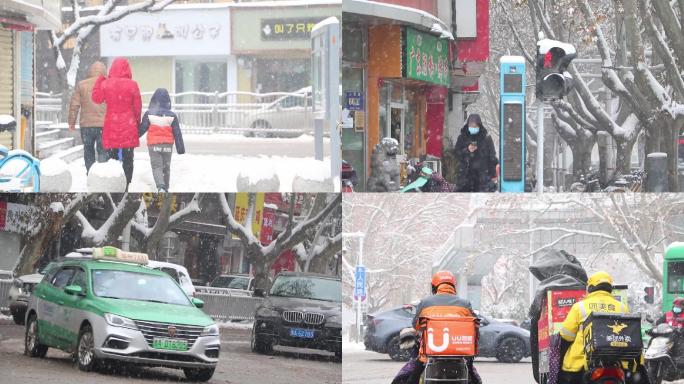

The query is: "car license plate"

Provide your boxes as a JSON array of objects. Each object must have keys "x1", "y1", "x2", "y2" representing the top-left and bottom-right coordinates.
[
  {"x1": 290, "y1": 328, "x2": 314, "y2": 339},
  {"x1": 152, "y1": 338, "x2": 188, "y2": 351}
]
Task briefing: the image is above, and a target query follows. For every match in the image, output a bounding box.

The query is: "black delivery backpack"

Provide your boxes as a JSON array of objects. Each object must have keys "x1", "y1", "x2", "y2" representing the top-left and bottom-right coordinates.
[{"x1": 582, "y1": 312, "x2": 643, "y2": 361}]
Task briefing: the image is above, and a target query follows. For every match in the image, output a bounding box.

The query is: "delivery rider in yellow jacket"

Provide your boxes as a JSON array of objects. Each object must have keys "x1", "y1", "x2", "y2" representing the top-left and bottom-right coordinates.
[{"x1": 558, "y1": 271, "x2": 629, "y2": 383}]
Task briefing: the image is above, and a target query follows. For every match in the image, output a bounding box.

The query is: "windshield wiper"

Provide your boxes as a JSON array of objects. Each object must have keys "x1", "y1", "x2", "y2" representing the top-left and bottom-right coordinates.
[
  {"x1": 138, "y1": 299, "x2": 171, "y2": 304},
  {"x1": 98, "y1": 296, "x2": 122, "y2": 300}
]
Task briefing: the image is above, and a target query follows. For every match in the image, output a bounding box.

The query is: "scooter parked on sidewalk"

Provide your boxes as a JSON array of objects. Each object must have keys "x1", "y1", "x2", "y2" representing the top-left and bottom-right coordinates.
[{"x1": 342, "y1": 160, "x2": 357, "y2": 192}]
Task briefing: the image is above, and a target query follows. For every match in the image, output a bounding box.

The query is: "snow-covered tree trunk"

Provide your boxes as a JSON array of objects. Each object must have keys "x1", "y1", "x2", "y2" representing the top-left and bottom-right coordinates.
[
  {"x1": 221, "y1": 193, "x2": 341, "y2": 291},
  {"x1": 14, "y1": 194, "x2": 92, "y2": 275},
  {"x1": 76, "y1": 193, "x2": 142, "y2": 246},
  {"x1": 502, "y1": 0, "x2": 684, "y2": 189},
  {"x1": 131, "y1": 193, "x2": 203, "y2": 257}
]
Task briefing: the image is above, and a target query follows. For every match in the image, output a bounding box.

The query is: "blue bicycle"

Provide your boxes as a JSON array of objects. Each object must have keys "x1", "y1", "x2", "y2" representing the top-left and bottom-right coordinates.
[{"x1": 0, "y1": 116, "x2": 40, "y2": 192}]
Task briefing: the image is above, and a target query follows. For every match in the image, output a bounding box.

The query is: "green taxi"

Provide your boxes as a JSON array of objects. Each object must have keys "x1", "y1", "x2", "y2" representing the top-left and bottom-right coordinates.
[{"x1": 24, "y1": 248, "x2": 220, "y2": 381}]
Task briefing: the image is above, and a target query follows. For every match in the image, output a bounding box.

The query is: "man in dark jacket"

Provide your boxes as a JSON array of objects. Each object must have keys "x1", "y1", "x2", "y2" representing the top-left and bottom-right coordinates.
[{"x1": 454, "y1": 114, "x2": 499, "y2": 192}]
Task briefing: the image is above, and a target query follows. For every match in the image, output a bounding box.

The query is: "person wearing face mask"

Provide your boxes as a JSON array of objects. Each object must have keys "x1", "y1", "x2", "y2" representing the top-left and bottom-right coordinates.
[
  {"x1": 453, "y1": 114, "x2": 499, "y2": 192},
  {"x1": 656, "y1": 297, "x2": 684, "y2": 328}
]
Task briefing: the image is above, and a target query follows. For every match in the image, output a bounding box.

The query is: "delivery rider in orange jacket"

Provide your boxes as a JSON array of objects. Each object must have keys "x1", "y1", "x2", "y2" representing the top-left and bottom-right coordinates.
[{"x1": 401, "y1": 271, "x2": 481, "y2": 384}]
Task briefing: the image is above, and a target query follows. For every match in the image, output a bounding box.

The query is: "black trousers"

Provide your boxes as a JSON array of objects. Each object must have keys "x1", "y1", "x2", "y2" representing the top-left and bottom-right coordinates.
[
  {"x1": 80, "y1": 127, "x2": 106, "y2": 172},
  {"x1": 108, "y1": 148, "x2": 135, "y2": 185},
  {"x1": 403, "y1": 357, "x2": 481, "y2": 384},
  {"x1": 558, "y1": 370, "x2": 585, "y2": 384}
]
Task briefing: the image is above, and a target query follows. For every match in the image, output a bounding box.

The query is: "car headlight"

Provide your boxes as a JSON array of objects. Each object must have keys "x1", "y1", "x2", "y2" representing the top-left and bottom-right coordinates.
[
  {"x1": 328, "y1": 314, "x2": 342, "y2": 324},
  {"x1": 256, "y1": 307, "x2": 280, "y2": 318},
  {"x1": 104, "y1": 313, "x2": 138, "y2": 330},
  {"x1": 201, "y1": 324, "x2": 219, "y2": 337}
]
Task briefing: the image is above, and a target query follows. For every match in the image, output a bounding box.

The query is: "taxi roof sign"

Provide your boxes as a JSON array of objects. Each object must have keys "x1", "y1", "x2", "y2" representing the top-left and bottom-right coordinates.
[{"x1": 91, "y1": 246, "x2": 149, "y2": 265}]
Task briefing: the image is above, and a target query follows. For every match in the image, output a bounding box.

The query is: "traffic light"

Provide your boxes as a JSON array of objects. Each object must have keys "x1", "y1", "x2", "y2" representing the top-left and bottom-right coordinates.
[
  {"x1": 535, "y1": 39, "x2": 577, "y2": 100},
  {"x1": 644, "y1": 286, "x2": 655, "y2": 304}
]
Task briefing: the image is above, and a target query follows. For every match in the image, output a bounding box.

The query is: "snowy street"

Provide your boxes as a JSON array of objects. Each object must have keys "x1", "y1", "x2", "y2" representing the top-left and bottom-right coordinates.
[
  {"x1": 63, "y1": 134, "x2": 334, "y2": 192},
  {"x1": 342, "y1": 344, "x2": 533, "y2": 384},
  {"x1": 0, "y1": 319, "x2": 341, "y2": 384},
  {"x1": 167, "y1": 134, "x2": 332, "y2": 158}
]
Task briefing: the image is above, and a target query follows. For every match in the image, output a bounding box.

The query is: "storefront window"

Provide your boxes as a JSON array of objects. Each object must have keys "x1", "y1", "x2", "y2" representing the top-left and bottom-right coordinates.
[
  {"x1": 391, "y1": 82, "x2": 403, "y2": 103},
  {"x1": 390, "y1": 108, "x2": 402, "y2": 150},
  {"x1": 343, "y1": 24, "x2": 366, "y2": 63},
  {"x1": 405, "y1": 88, "x2": 417, "y2": 156},
  {"x1": 342, "y1": 65, "x2": 366, "y2": 190},
  {"x1": 256, "y1": 58, "x2": 310, "y2": 93},
  {"x1": 379, "y1": 81, "x2": 390, "y2": 143},
  {"x1": 175, "y1": 58, "x2": 227, "y2": 104}
]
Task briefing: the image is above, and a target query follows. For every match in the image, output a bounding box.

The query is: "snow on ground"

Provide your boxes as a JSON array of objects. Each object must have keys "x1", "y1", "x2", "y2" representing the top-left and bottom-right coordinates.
[
  {"x1": 217, "y1": 320, "x2": 254, "y2": 330},
  {"x1": 343, "y1": 341, "x2": 367, "y2": 352},
  {"x1": 177, "y1": 133, "x2": 326, "y2": 145},
  {"x1": 68, "y1": 152, "x2": 332, "y2": 192}
]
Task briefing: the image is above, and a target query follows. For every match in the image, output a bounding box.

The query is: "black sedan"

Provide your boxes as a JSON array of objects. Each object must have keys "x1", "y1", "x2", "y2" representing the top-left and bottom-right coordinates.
[
  {"x1": 364, "y1": 305, "x2": 531, "y2": 363},
  {"x1": 251, "y1": 272, "x2": 342, "y2": 361}
]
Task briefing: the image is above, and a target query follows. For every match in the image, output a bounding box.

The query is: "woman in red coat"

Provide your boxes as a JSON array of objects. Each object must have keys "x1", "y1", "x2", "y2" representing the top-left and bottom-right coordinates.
[{"x1": 92, "y1": 57, "x2": 142, "y2": 188}]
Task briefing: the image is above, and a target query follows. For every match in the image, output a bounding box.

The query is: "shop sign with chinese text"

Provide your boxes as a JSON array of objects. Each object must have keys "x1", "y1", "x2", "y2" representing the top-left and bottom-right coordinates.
[
  {"x1": 404, "y1": 27, "x2": 450, "y2": 87},
  {"x1": 100, "y1": 8, "x2": 230, "y2": 56},
  {"x1": 261, "y1": 17, "x2": 326, "y2": 41}
]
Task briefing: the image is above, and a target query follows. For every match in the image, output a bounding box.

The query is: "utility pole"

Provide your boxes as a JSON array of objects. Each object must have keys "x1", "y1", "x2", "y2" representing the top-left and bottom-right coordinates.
[
  {"x1": 536, "y1": 101, "x2": 545, "y2": 193},
  {"x1": 121, "y1": 222, "x2": 131, "y2": 251},
  {"x1": 345, "y1": 232, "x2": 366, "y2": 343},
  {"x1": 534, "y1": 33, "x2": 577, "y2": 192}
]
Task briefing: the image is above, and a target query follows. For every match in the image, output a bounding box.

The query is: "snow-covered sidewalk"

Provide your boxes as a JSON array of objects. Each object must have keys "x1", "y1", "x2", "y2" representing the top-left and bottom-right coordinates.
[{"x1": 66, "y1": 153, "x2": 333, "y2": 192}]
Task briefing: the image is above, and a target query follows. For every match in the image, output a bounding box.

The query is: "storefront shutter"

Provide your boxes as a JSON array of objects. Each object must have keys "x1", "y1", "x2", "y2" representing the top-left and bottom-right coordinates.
[{"x1": 0, "y1": 28, "x2": 14, "y2": 149}]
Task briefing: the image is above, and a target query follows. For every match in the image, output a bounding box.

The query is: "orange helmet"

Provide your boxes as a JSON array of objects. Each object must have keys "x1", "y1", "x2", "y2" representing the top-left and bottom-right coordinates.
[{"x1": 431, "y1": 270, "x2": 456, "y2": 289}]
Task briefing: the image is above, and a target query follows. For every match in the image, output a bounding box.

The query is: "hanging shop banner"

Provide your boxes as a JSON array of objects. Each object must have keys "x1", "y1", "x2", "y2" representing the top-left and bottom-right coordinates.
[
  {"x1": 260, "y1": 207, "x2": 275, "y2": 245},
  {"x1": 0, "y1": 202, "x2": 36, "y2": 233},
  {"x1": 403, "y1": 27, "x2": 450, "y2": 87},
  {"x1": 100, "y1": 7, "x2": 230, "y2": 57},
  {"x1": 232, "y1": 194, "x2": 265, "y2": 240},
  {"x1": 261, "y1": 17, "x2": 326, "y2": 41}
]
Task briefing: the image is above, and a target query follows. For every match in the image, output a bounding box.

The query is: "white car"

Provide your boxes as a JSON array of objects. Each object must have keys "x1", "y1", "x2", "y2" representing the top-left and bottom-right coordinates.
[
  {"x1": 147, "y1": 260, "x2": 196, "y2": 297},
  {"x1": 243, "y1": 86, "x2": 312, "y2": 138}
]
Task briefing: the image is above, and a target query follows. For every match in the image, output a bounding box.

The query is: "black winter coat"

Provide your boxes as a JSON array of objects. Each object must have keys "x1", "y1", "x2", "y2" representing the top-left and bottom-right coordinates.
[{"x1": 454, "y1": 121, "x2": 498, "y2": 192}]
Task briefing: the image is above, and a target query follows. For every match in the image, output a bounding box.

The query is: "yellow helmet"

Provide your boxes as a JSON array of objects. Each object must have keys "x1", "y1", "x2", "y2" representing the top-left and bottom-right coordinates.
[{"x1": 587, "y1": 271, "x2": 614, "y2": 288}]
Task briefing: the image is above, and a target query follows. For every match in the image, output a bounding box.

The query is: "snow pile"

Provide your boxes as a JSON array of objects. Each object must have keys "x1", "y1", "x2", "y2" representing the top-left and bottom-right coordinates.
[
  {"x1": 236, "y1": 169, "x2": 280, "y2": 192},
  {"x1": 68, "y1": 152, "x2": 333, "y2": 192},
  {"x1": 217, "y1": 320, "x2": 254, "y2": 330},
  {"x1": 50, "y1": 202, "x2": 64, "y2": 213},
  {"x1": 0, "y1": 114, "x2": 15, "y2": 126},
  {"x1": 40, "y1": 157, "x2": 72, "y2": 192},
  {"x1": 87, "y1": 159, "x2": 126, "y2": 192},
  {"x1": 342, "y1": 341, "x2": 366, "y2": 352},
  {"x1": 0, "y1": 177, "x2": 22, "y2": 192},
  {"x1": 292, "y1": 176, "x2": 334, "y2": 192}
]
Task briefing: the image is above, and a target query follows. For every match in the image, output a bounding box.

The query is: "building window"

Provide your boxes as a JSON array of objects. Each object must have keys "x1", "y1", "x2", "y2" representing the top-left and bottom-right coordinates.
[
  {"x1": 256, "y1": 59, "x2": 310, "y2": 93},
  {"x1": 175, "y1": 58, "x2": 227, "y2": 103},
  {"x1": 343, "y1": 24, "x2": 366, "y2": 63}
]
